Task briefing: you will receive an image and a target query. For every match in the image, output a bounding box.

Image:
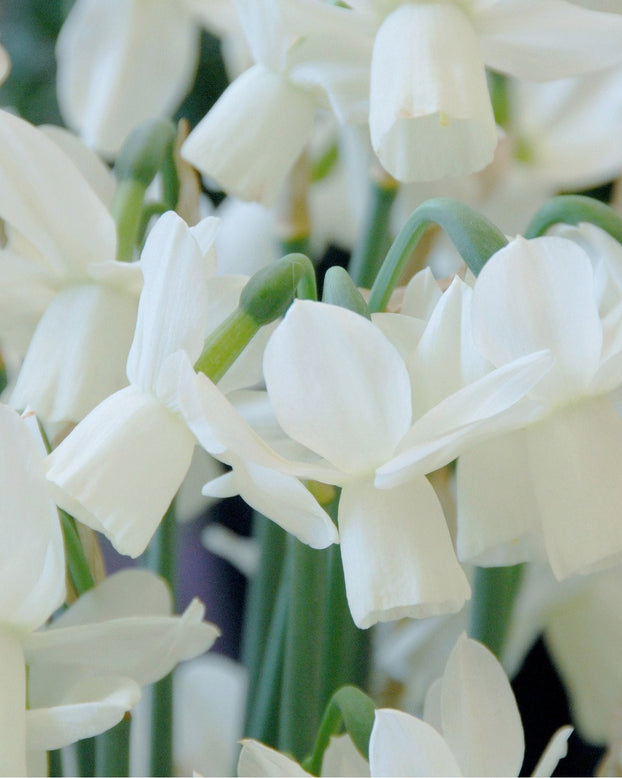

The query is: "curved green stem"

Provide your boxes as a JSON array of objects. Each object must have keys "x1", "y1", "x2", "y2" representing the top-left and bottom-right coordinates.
[
  {"x1": 368, "y1": 198, "x2": 507, "y2": 313},
  {"x1": 525, "y1": 194, "x2": 622, "y2": 242}
]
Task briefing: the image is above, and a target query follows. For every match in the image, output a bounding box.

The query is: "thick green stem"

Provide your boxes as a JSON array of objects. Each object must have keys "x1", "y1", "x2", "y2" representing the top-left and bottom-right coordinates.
[
  {"x1": 242, "y1": 517, "x2": 287, "y2": 736},
  {"x1": 348, "y1": 173, "x2": 399, "y2": 289},
  {"x1": 525, "y1": 194, "x2": 622, "y2": 242},
  {"x1": 111, "y1": 179, "x2": 146, "y2": 263},
  {"x1": 320, "y1": 544, "x2": 370, "y2": 711},
  {"x1": 488, "y1": 72, "x2": 511, "y2": 128},
  {"x1": 59, "y1": 509, "x2": 95, "y2": 595},
  {"x1": 245, "y1": 544, "x2": 291, "y2": 746},
  {"x1": 278, "y1": 537, "x2": 328, "y2": 761},
  {"x1": 48, "y1": 748, "x2": 63, "y2": 777},
  {"x1": 469, "y1": 564, "x2": 524, "y2": 659},
  {"x1": 95, "y1": 715, "x2": 131, "y2": 777},
  {"x1": 368, "y1": 198, "x2": 507, "y2": 313},
  {"x1": 76, "y1": 738, "x2": 96, "y2": 777},
  {"x1": 145, "y1": 501, "x2": 176, "y2": 777}
]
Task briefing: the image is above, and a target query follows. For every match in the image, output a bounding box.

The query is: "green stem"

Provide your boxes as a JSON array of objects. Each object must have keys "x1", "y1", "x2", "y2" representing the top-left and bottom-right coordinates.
[
  {"x1": 320, "y1": 544, "x2": 370, "y2": 711},
  {"x1": 48, "y1": 748, "x2": 63, "y2": 777},
  {"x1": 242, "y1": 517, "x2": 287, "y2": 736},
  {"x1": 111, "y1": 179, "x2": 146, "y2": 262},
  {"x1": 281, "y1": 235, "x2": 311, "y2": 257},
  {"x1": 488, "y1": 72, "x2": 511, "y2": 128},
  {"x1": 525, "y1": 194, "x2": 622, "y2": 242},
  {"x1": 194, "y1": 308, "x2": 260, "y2": 382},
  {"x1": 145, "y1": 501, "x2": 176, "y2": 777},
  {"x1": 469, "y1": 564, "x2": 524, "y2": 659},
  {"x1": 245, "y1": 544, "x2": 291, "y2": 746},
  {"x1": 95, "y1": 715, "x2": 131, "y2": 777},
  {"x1": 368, "y1": 198, "x2": 507, "y2": 313},
  {"x1": 348, "y1": 174, "x2": 399, "y2": 288},
  {"x1": 59, "y1": 509, "x2": 95, "y2": 595},
  {"x1": 76, "y1": 738, "x2": 96, "y2": 777},
  {"x1": 278, "y1": 537, "x2": 328, "y2": 761},
  {"x1": 138, "y1": 201, "x2": 168, "y2": 249}
]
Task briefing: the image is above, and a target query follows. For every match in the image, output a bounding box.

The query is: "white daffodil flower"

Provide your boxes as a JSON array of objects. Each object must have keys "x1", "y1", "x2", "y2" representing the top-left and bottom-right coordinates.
[
  {"x1": 346, "y1": 0, "x2": 622, "y2": 183},
  {"x1": 369, "y1": 634, "x2": 572, "y2": 777},
  {"x1": 456, "y1": 234, "x2": 622, "y2": 579},
  {"x1": 180, "y1": 299, "x2": 552, "y2": 627},
  {"x1": 182, "y1": 0, "x2": 373, "y2": 205},
  {"x1": 0, "y1": 109, "x2": 141, "y2": 424},
  {"x1": 24, "y1": 568, "x2": 219, "y2": 759},
  {"x1": 45, "y1": 211, "x2": 219, "y2": 558}
]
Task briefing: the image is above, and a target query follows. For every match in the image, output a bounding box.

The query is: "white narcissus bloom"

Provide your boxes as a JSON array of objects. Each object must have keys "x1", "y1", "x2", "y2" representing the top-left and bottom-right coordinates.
[
  {"x1": 0, "y1": 109, "x2": 141, "y2": 424},
  {"x1": 180, "y1": 299, "x2": 552, "y2": 628},
  {"x1": 181, "y1": 0, "x2": 373, "y2": 205},
  {"x1": 345, "y1": 0, "x2": 622, "y2": 182},
  {"x1": 45, "y1": 211, "x2": 218, "y2": 558},
  {"x1": 369, "y1": 634, "x2": 572, "y2": 777},
  {"x1": 456, "y1": 234, "x2": 622, "y2": 579}
]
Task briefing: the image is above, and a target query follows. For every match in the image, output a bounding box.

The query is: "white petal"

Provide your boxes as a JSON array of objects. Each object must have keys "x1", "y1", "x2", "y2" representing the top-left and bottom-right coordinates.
[
  {"x1": 26, "y1": 676, "x2": 140, "y2": 751},
  {"x1": 218, "y1": 455, "x2": 339, "y2": 549},
  {"x1": 472, "y1": 235, "x2": 602, "y2": 404},
  {"x1": 56, "y1": 0, "x2": 199, "y2": 157},
  {"x1": 440, "y1": 634, "x2": 524, "y2": 777},
  {"x1": 0, "y1": 109, "x2": 116, "y2": 274},
  {"x1": 370, "y1": 3, "x2": 497, "y2": 181},
  {"x1": 232, "y1": 0, "x2": 287, "y2": 72},
  {"x1": 527, "y1": 398, "x2": 622, "y2": 579},
  {"x1": 11, "y1": 282, "x2": 138, "y2": 423},
  {"x1": 0, "y1": 631, "x2": 27, "y2": 776},
  {"x1": 264, "y1": 300, "x2": 412, "y2": 475},
  {"x1": 127, "y1": 212, "x2": 214, "y2": 393},
  {"x1": 25, "y1": 600, "x2": 218, "y2": 691},
  {"x1": 369, "y1": 709, "x2": 461, "y2": 777},
  {"x1": 0, "y1": 406, "x2": 65, "y2": 632},
  {"x1": 476, "y1": 0, "x2": 622, "y2": 81},
  {"x1": 339, "y1": 477, "x2": 470, "y2": 629},
  {"x1": 456, "y1": 431, "x2": 540, "y2": 566},
  {"x1": 182, "y1": 64, "x2": 316, "y2": 205},
  {"x1": 322, "y1": 734, "x2": 370, "y2": 777},
  {"x1": 376, "y1": 350, "x2": 551, "y2": 488},
  {"x1": 238, "y1": 740, "x2": 310, "y2": 777},
  {"x1": 46, "y1": 385, "x2": 196, "y2": 558},
  {"x1": 401, "y1": 267, "x2": 443, "y2": 321},
  {"x1": 532, "y1": 726, "x2": 573, "y2": 776}
]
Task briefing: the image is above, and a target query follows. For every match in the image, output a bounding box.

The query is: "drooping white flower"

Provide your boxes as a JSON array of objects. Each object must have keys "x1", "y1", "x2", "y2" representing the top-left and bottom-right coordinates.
[
  {"x1": 181, "y1": 0, "x2": 373, "y2": 205},
  {"x1": 45, "y1": 211, "x2": 218, "y2": 557},
  {"x1": 457, "y1": 234, "x2": 622, "y2": 579},
  {"x1": 180, "y1": 298, "x2": 551, "y2": 627},
  {"x1": 0, "y1": 109, "x2": 141, "y2": 424},
  {"x1": 347, "y1": 0, "x2": 622, "y2": 182}
]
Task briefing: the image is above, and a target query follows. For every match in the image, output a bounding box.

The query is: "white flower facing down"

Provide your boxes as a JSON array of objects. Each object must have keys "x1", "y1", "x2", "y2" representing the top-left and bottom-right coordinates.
[
  {"x1": 45, "y1": 211, "x2": 219, "y2": 558},
  {"x1": 347, "y1": 0, "x2": 622, "y2": 182},
  {"x1": 0, "y1": 109, "x2": 141, "y2": 424},
  {"x1": 180, "y1": 299, "x2": 552, "y2": 628},
  {"x1": 456, "y1": 234, "x2": 622, "y2": 579}
]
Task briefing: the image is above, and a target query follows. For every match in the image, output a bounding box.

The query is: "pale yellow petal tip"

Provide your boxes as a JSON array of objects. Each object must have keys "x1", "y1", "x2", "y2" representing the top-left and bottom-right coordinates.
[{"x1": 0, "y1": 44, "x2": 11, "y2": 87}]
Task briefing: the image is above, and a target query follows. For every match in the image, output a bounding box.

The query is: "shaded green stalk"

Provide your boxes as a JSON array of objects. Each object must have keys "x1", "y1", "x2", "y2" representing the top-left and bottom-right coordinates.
[
  {"x1": 320, "y1": 544, "x2": 370, "y2": 711},
  {"x1": 525, "y1": 194, "x2": 622, "y2": 242},
  {"x1": 59, "y1": 509, "x2": 95, "y2": 595},
  {"x1": 194, "y1": 308, "x2": 260, "y2": 381},
  {"x1": 145, "y1": 501, "x2": 177, "y2": 777},
  {"x1": 111, "y1": 179, "x2": 146, "y2": 262},
  {"x1": 242, "y1": 517, "x2": 287, "y2": 736},
  {"x1": 348, "y1": 175, "x2": 399, "y2": 288},
  {"x1": 368, "y1": 197, "x2": 507, "y2": 313},
  {"x1": 278, "y1": 537, "x2": 329, "y2": 761},
  {"x1": 488, "y1": 72, "x2": 511, "y2": 128},
  {"x1": 469, "y1": 564, "x2": 525, "y2": 659},
  {"x1": 76, "y1": 738, "x2": 96, "y2": 777},
  {"x1": 48, "y1": 748, "x2": 63, "y2": 777},
  {"x1": 95, "y1": 715, "x2": 131, "y2": 777}
]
